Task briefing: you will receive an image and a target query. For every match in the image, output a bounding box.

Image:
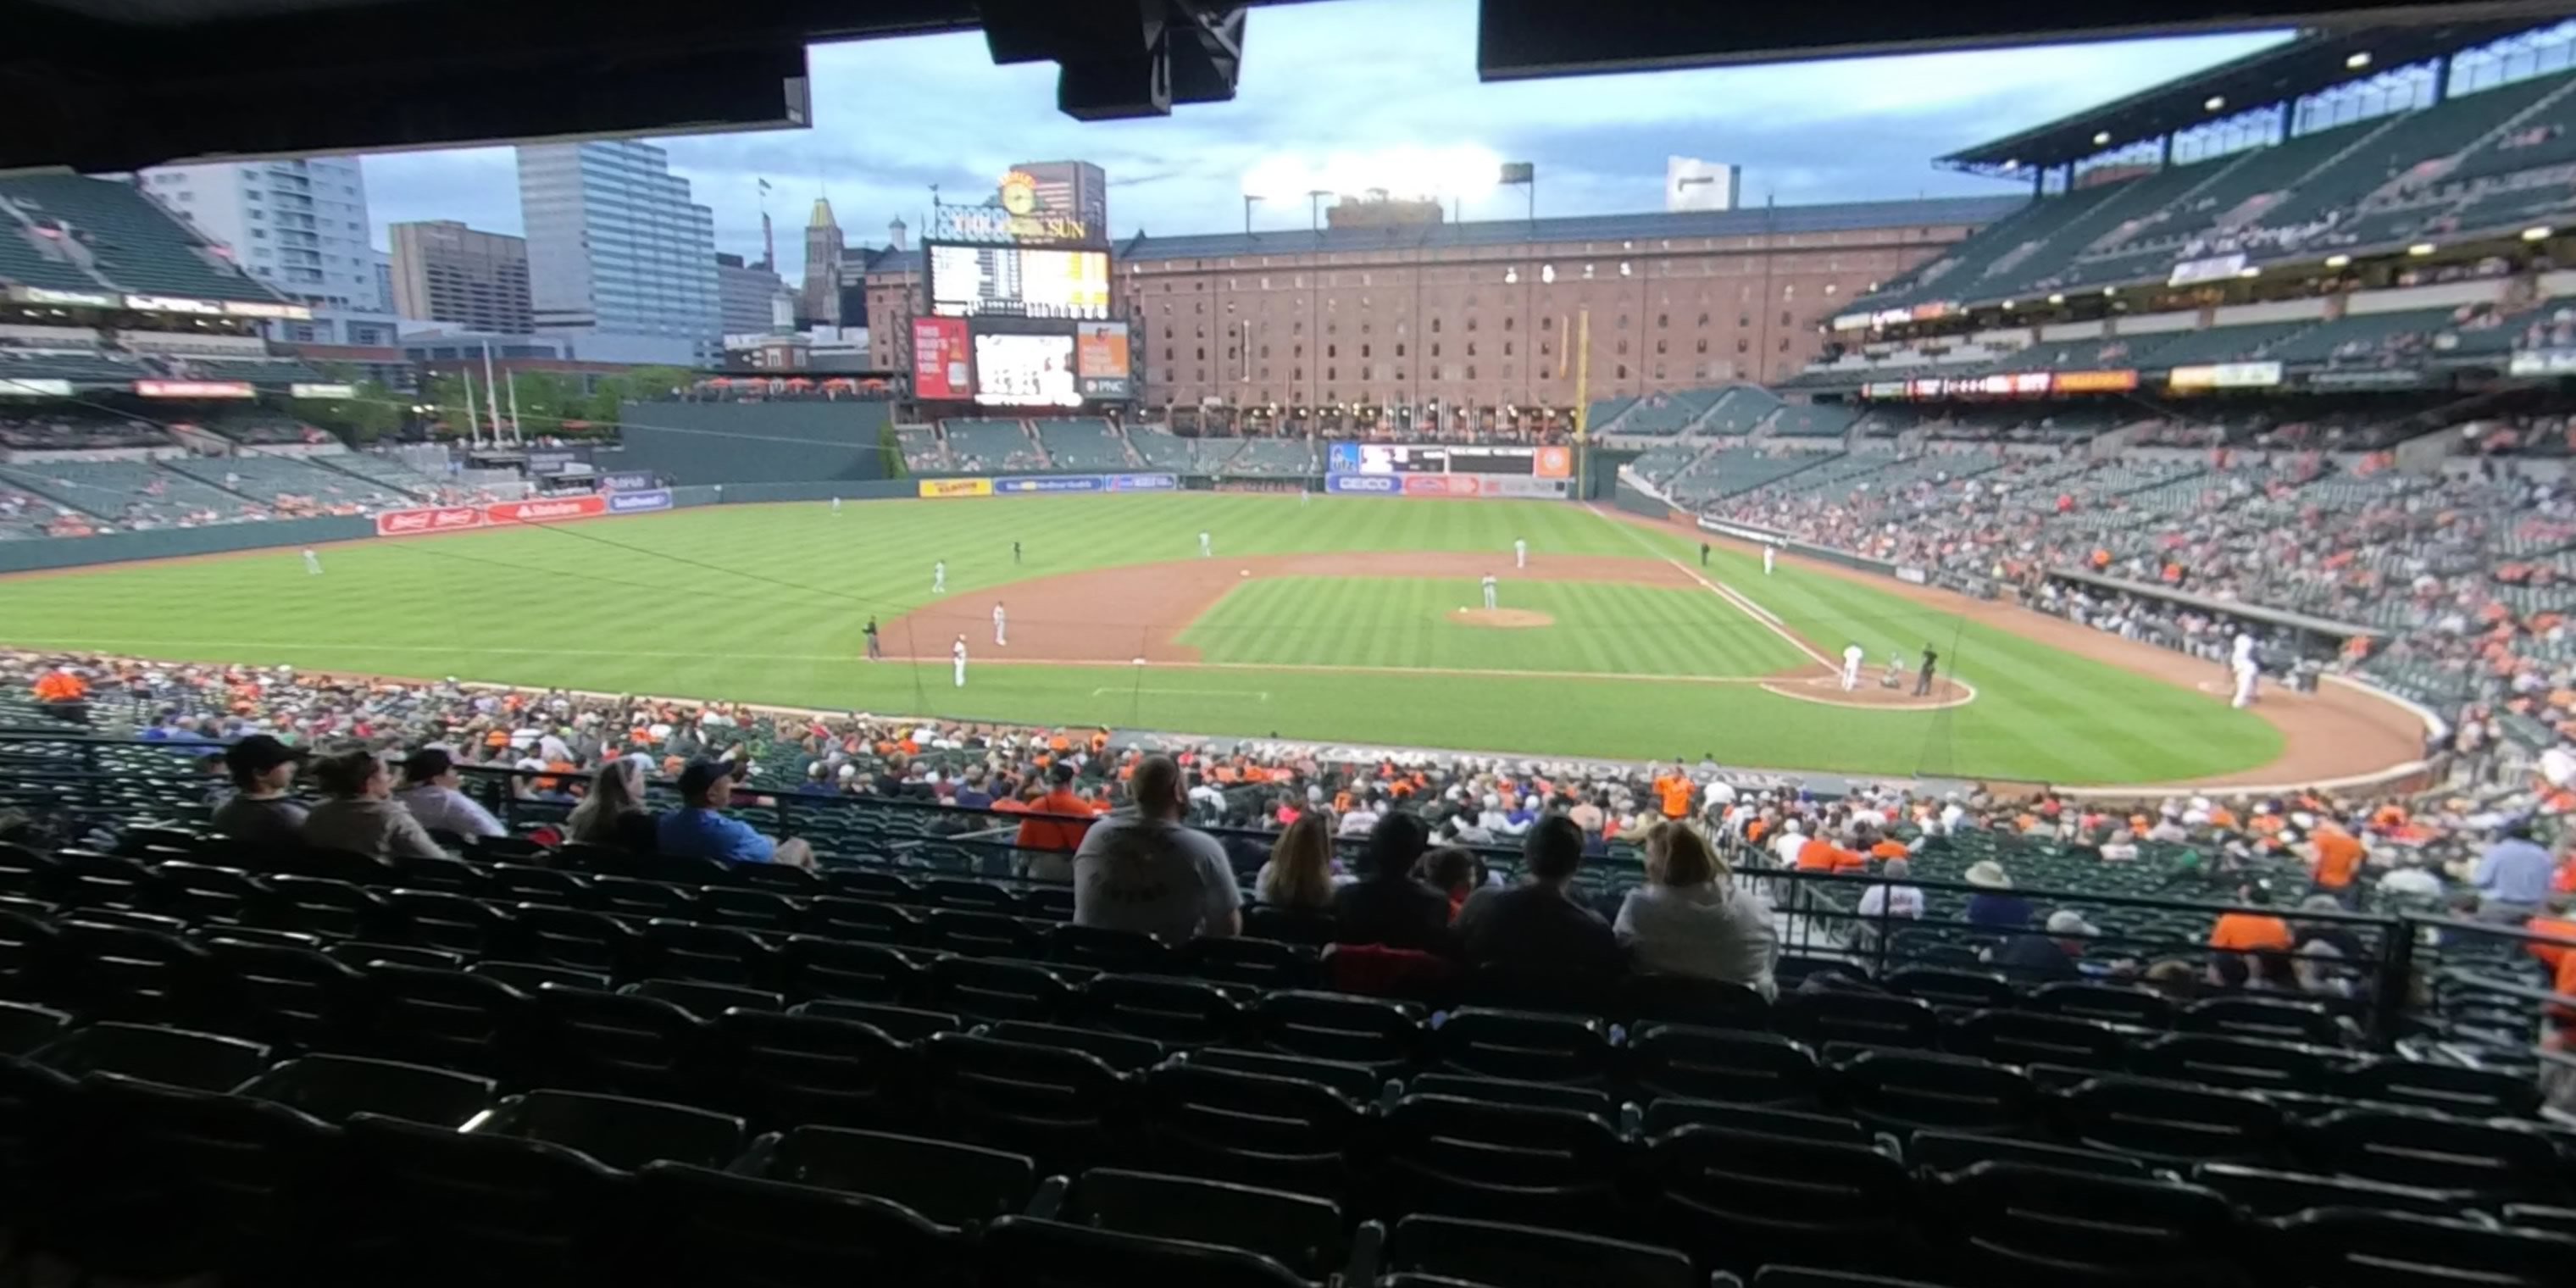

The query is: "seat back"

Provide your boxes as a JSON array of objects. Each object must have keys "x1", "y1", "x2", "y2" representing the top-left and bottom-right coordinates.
[
  {"x1": 531, "y1": 986, "x2": 706, "y2": 1101},
  {"x1": 2265, "y1": 1208, "x2": 2576, "y2": 1288},
  {"x1": 1377, "y1": 1092, "x2": 1629, "y2": 1228},
  {"x1": 1061, "y1": 1167, "x2": 1346, "y2": 1280},
  {"x1": 1949, "y1": 1008, "x2": 2128, "y2": 1071},
  {"x1": 2334, "y1": 1058, "x2": 2541, "y2": 1118},
  {"x1": 708, "y1": 1009, "x2": 918, "y2": 1130},
  {"x1": 2190, "y1": 1162, "x2": 2464, "y2": 1219},
  {"x1": 643, "y1": 919, "x2": 774, "y2": 987},
  {"x1": 978, "y1": 1215, "x2": 1314, "y2": 1288},
  {"x1": 802, "y1": 897, "x2": 924, "y2": 947},
  {"x1": 2029, "y1": 981, "x2": 2174, "y2": 1027},
  {"x1": 1384, "y1": 1213, "x2": 1698, "y2": 1288},
  {"x1": 2134, "y1": 1032, "x2": 2331, "y2": 1094},
  {"x1": 242, "y1": 1053, "x2": 495, "y2": 1126},
  {"x1": 1829, "y1": 1049, "x2": 2039, "y2": 1136},
  {"x1": 1885, "y1": 967, "x2": 2015, "y2": 1010},
  {"x1": 1049, "y1": 924, "x2": 1174, "y2": 974},
  {"x1": 1422, "y1": 1007, "x2": 1613, "y2": 1085},
  {"x1": 2305, "y1": 1108, "x2": 2567, "y2": 1196},
  {"x1": 1140, "y1": 1061, "x2": 1366, "y2": 1195},
  {"x1": 2180, "y1": 996, "x2": 2340, "y2": 1046},
  {"x1": 1252, "y1": 989, "x2": 1424, "y2": 1069},
  {"x1": 634, "y1": 1160, "x2": 968, "y2": 1287},
  {"x1": 1080, "y1": 973, "x2": 1243, "y2": 1046},
  {"x1": 924, "y1": 956, "x2": 1070, "y2": 1023},
  {"x1": 1645, "y1": 1123, "x2": 1914, "y2": 1273},
  {"x1": 1930, "y1": 1161, "x2": 2238, "y2": 1286},
  {"x1": 756, "y1": 1124, "x2": 1035, "y2": 1229},
  {"x1": 343, "y1": 1110, "x2": 626, "y2": 1285},
  {"x1": 351, "y1": 965, "x2": 537, "y2": 1080},
  {"x1": 1622, "y1": 1023, "x2": 1820, "y2": 1105},
  {"x1": 2056, "y1": 1074, "x2": 2284, "y2": 1164},
  {"x1": 920, "y1": 1031, "x2": 1130, "y2": 1171},
  {"x1": 1774, "y1": 990, "x2": 1938, "y2": 1050}
]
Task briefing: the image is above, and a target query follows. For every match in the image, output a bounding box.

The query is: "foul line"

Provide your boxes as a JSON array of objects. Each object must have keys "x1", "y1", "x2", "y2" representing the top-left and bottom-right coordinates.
[{"x1": 1586, "y1": 506, "x2": 1837, "y2": 670}]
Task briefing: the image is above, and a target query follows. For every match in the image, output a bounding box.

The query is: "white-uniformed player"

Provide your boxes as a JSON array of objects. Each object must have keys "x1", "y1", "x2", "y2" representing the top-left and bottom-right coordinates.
[
  {"x1": 932, "y1": 560, "x2": 947, "y2": 594},
  {"x1": 1481, "y1": 575, "x2": 1499, "y2": 610},
  {"x1": 1840, "y1": 642, "x2": 1865, "y2": 691},
  {"x1": 1763, "y1": 544, "x2": 1777, "y2": 576},
  {"x1": 303, "y1": 547, "x2": 323, "y2": 575},
  {"x1": 992, "y1": 602, "x2": 1008, "y2": 647},
  {"x1": 952, "y1": 636, "x2": 969, "y2": 688},
  {"x1": 1513, "y1": 538, "x2": 1527, "y2": 569}
]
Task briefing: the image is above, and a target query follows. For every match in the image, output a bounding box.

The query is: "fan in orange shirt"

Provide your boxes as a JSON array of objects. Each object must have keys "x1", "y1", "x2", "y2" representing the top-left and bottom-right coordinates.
[
  {"x1": 31, "y1": 668, "x2": 86, "y2": 704},
  {"x1": 2309, "y1": 824, "x2": 2367, "y2": 895},
  {"x1": 1655, "y1": 773, "x2": 1693, "y2": 820}
]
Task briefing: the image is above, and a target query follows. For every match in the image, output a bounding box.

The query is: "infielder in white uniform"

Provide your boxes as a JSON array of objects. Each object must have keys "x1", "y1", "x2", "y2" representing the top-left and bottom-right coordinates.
[
  {"x1": 303, "y1": 548, "x2": 323, "y2": 575},
  {"x1": 1513, "y1": 538, "x2": 1527, "y2": 569},
  {"x1": 992, "y1": 602, "x2": 1008, "y2": 647},
  {"x1": 932, "y1": 560, "x2": 947, "y2": 594},
  {"x1": 831, "y1": 496, "x2": 841, "y2": 514},
  {"x1": 2231, "y1": 658, "x2": 2260, "y2": 708},
  {"x1": 2230, "y1": 630, "x2": 2256, "y2": 672},
  {"x1": 1198, "y1": 530, "x2": 1213, "y2": 558},
  {"x1": 1763, "y1": 545, "x2": 1777, "y2": 576},
  {"x1": 1481, "y1": 575, "x2": 1499, "y2": 610},
  {"x1": 952, "y1": 636, "x2": 969, "y2": 688},
  {"x1": 1840, "y1": 642, "x2": 1865, "y2": 691}
]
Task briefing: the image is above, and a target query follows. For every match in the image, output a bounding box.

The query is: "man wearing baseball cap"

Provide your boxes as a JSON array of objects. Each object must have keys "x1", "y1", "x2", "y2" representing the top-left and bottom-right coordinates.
[
  {"x1": 210, "y1": 733, "x2": 309, "y2": 850},
  {"x1": 1988, "y1": 908, "x2": 2099, "y2": 982},
  {"x1": 656, "y1": 758, "x2": 814, "y2": 869}
]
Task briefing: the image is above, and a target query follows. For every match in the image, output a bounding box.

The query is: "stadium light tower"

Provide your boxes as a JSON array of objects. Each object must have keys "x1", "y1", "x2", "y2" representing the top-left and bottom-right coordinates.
[
  {"x1": 1307, "y1": 188, "x2": 1330, "y2": 233},
  {"x1": 1243, "y1": 192, "x2": 1263, "y2": 236}
]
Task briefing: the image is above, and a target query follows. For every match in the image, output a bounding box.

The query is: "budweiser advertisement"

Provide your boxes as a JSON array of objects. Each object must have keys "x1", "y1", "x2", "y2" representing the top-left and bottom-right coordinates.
[{"x1": 375, "y1": 506, "x2": 485, "y2": 537}]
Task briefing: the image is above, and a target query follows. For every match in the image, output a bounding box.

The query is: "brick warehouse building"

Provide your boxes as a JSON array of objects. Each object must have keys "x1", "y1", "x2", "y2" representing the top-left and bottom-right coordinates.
[{"x1": 859, "y1": 193, "x2": 2021, "y2": 431}]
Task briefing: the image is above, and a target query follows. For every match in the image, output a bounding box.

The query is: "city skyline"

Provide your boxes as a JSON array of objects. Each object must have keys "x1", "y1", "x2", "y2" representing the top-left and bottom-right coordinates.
[{"x1": 353, "y1": 1, "x2": 2288, "y2": 283}]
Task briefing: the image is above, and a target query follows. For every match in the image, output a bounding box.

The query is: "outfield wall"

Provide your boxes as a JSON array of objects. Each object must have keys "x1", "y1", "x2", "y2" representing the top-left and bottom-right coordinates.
[{"x1": 0, "y1": 516, "x2": 374, "y2": 575}]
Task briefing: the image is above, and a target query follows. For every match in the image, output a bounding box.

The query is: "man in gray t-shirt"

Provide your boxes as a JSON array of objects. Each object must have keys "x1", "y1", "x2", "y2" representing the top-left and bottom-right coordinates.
[{"x1": 1071, "y1": 755, "x2": 1241, "y2": 944}]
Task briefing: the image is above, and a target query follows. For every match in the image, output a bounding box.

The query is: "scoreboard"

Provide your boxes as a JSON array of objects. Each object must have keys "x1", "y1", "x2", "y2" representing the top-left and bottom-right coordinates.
[{"x1": 1327, "y1": 442, "x2": 1572, "y2": 478}]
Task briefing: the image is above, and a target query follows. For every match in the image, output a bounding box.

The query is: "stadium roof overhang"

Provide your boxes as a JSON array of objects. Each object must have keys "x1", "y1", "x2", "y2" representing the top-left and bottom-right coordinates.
[
  {"x1": 1938, "y1": 18, "x2": 2543, "y2": 175},
  {"x1": 3, "y1": 0, "x2": 2573, "y2": 170}
]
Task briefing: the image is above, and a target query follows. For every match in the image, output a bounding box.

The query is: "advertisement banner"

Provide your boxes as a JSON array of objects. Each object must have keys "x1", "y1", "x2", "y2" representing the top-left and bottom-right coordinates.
[
  {"x1": 601, "y1": 471, "x2": 659, "y2": 491},
  {"x1": 0, "y1": 378, "x2": 73, "y2": 397},
  {"x1": 11, "y1": 286, "x2": 119, "y2": 308},
  {"x1": 1075, "y1": 320, "x2": 1132, "y2": 399},
  {"x1": 2167, "y1": 361, "x2": 2283, "y2": 391},
  {"x1": 1326, "y1": 442, "x2": 1367, "y2": 475},
  {"x1": 2049, "y1": 369, "x2": 2140, "y2": 394},
  {"x1": 912, "y1": 317, "x2": 971, "y2": 399},
  {"x1": 2508, "y1": 348, "x2": 2576, "y2": 376},
  {"x1": 1896, "y1": 566, "x2": 1929, "y2": 586},
  {"x1": 1860, "y1": 380, "x2": 1909, "y2": 399},
  {"x1": 525, "y1": 446, "x2": 595, "y2": 477},
  {"x1": 1105, "y1": 473, "x2": 1178, "y2": 491},
  {"x1": 2167, "y1": 253, "x2": 2247, "y2": 287},
  {"x1": 134, "y1": 380, "x2": 255, "y2": 399},
  {"x1": 607, "y1": 488, "x2": 674, "y2": 514},
  {"x1": 995, "y1": 475, "x2": 1108, "y2": 494},
  {"x1": 1325, "y1": 474, "x2": 1402, "y2": 496},
  {"x1": 1534, "y1": 446, "x2": 1573, "y2": 479},
  {"x1": 919, "y1": 478, "x2": 995, "y2": 499},
  {"x1": 483, "y1": 495, "x2": 608, "y2": 525},
  {"x1": 376, "y1": 506, "x2": 486, "y2": 537},
  {"x1": 2306, "y1": 368, "x2": 2431, "y2": 390},
  {"x1": 1402, "y1": 474, "x2": 1483, "y2": 497},
  {"x1": 286, "y1": 382, "x2": 357, "y2": 400}
]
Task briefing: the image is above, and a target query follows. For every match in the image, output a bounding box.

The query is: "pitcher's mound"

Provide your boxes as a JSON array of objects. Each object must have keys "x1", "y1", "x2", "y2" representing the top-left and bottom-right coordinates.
[{"x1": 1451, "y1": 608, "x2": 1554, "y2": 629}]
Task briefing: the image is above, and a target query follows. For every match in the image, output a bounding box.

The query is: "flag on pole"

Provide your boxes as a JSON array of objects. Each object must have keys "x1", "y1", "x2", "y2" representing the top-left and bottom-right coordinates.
[{"x1": 758, "y1": 178, "x2": 773, "y2": 192}]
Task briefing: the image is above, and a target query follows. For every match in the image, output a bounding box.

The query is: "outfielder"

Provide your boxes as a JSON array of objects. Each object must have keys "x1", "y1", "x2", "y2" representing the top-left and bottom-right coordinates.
[
  {"x1": 303, "y1": 547, "x2": 323, "y2": 575},
  {"x1": 1513, "y1": 538, "x2": 1527, "y2": 569},
  {"x1": 952, "y1": 636, "x2": 969, "y2": 688},
  {"x1": 1763, "y1": 545, "x2": 1777, "y2": 576},
  {"x1": 1199, "y1": 530, "x2": 1213, "y2": 558},
  {"x1": 992, "y1": 602, "x2": 1008, "y2": 647},
  {"x1": 1481, "y1": 575, "x2": 1499, "y2": 610},
  {"x1": 1840, "y1": 642, "x2": 1865, "y2": 691},
  {"x1": 831, "y1": 496, "x2": 841, "y2": 514},
  {"x1": 932, "y1": 560, "x2": 947, "y2": 594}
]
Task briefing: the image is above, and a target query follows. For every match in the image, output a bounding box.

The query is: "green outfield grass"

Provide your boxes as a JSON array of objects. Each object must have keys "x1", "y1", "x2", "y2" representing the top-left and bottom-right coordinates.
[
  {"x1": 1180, "y1": 577, "x2": 1807, "y2": 677},
  {"x1": 0, "y1": 494, "x2": 2284, "y2": 781}
]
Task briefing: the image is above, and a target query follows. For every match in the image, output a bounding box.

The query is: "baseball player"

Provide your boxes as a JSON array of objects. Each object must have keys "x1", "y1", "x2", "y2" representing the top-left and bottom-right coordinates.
[
  {"x1": 992, "y1": 602, "x2": 1008, "y2": 647},
  {"x1": 952, "y1": 636, "x2": 969, "y2": 688},
  {"x1": 1763, "y1": 544, "x2": 1777, "y2": 577},
  {"x1": 1481, "y1": 575, "x2": 1499, "y2": 610},
  {"x1": 2230, "y1": 630, "x2": 2256, "y2": 673},
  {"x1": 831, "y1": 496, "x2": 841, "y2": 514},
  {"x1": 303, "y1": 547, "x2": 323, "y2": 575},
  {"x1": 932, "y1": 560, "x2": 947, "y2": 594},
  {"x1": 1840, "y1": 642, "x2": 1865, "y2": 691},
  {"x1": 863, "y1": 617, "x2": 881, "y2": 662},
  {"x1": 1198, "y1": 530, "x2": 1213, "y2": 558},
  {"x1": 1513, "y1": 538, "x2": 1527, "y2": 569},
  {"x1": 2231, "y1": 648, "x2": 2260, "y2": 709},
  {"x1": 1882, "y1": 652, "x2": 1906, "y2": 689},
  {"x1": 1915, "y1": 645, "x2": 1940, "y2": 697}
]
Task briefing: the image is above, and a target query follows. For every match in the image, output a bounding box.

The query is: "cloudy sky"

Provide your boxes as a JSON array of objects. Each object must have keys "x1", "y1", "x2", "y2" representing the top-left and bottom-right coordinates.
[{"x1": 358, "y1": 0, "x2": 2288, "y2": 280}]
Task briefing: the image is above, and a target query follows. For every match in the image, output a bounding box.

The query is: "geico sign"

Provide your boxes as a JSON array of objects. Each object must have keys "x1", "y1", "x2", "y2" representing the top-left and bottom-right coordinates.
[
  {"x1": 484, "y1": 496, "x2": 608, "y2": 524},
  {"x1": 1327, "y1": 474, "x2": 1400, "y2": 494},
  {"x1": 375, "y1": 506, "x2": 486, "y2": 537}
]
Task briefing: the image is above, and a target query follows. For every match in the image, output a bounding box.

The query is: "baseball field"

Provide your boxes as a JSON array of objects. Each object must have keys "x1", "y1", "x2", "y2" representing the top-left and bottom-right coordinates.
[{"x1": 0, "y1": 493, "x2": 2425, "y2": 786}]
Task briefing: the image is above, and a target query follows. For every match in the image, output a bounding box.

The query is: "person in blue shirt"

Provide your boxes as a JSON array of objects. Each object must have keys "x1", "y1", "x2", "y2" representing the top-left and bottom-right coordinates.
[
  {"x1": 2473, "y1": 819, "x2": 2556, "y2": 922},
  {"x1": 658, "y1": 759, "x2": 815, "y2": 868}
]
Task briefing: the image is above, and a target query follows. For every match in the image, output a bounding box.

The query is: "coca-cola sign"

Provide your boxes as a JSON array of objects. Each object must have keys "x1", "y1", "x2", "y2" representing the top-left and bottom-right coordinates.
[{"x1": 375, "y1": 506, "x2": 486, "y2": 537}]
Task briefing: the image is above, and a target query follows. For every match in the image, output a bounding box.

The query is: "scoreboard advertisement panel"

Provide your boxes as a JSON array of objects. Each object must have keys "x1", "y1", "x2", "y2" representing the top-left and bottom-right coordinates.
[
  {"x1": 972, "y1": 332, "x2": 1082, "y2": 408},
  {"x1": 1326, "y1": 442, "x2": 1572, "y2": 478},
  {"x1": 928, "y1": 243, "x2": 1110, "y2": 320}
]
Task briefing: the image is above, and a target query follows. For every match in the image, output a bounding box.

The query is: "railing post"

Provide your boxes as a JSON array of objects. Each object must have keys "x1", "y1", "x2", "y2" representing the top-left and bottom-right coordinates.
[{"x1": 2372, "y1": 916, "x2": 2420, "y2": 1051}]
